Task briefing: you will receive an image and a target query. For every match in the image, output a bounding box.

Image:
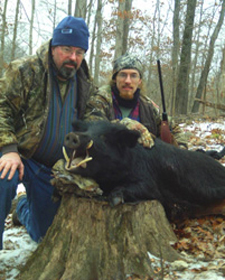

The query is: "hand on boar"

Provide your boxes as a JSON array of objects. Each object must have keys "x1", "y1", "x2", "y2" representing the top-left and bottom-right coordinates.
[{"x1": 118, "y1": 118, "x2": 155, "y2": 149}]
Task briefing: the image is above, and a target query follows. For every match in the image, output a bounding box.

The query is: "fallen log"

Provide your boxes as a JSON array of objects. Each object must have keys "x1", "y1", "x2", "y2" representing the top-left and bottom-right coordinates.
[{"x1": 195, "y1": 98, "x2": 225, "y2": 111}]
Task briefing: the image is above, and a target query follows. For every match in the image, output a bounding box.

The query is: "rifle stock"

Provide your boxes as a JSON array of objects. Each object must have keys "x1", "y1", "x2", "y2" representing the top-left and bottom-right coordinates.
[{"x1": 157, "y1": 60, "x2": 173, "y2": 144}]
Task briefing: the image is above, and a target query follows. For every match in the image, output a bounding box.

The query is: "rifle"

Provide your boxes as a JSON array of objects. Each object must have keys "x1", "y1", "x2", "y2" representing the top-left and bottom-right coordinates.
[{"x1": 157, "y1": 60, "x2": 173, "y2": 144}]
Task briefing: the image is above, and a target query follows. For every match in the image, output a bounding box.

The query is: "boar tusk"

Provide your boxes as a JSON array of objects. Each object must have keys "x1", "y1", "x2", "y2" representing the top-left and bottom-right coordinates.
[
  {"x1": 87, "y1": 140, "x2": 93, "y2": 149},
  {"x1": 62, "y1": 146, "x2": 70, "y2": 163}
]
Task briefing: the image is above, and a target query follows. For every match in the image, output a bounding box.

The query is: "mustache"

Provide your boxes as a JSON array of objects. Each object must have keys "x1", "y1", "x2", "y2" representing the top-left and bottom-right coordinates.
[{"x1": 62, "y1": 60, "x2": 78, "y2": 69}]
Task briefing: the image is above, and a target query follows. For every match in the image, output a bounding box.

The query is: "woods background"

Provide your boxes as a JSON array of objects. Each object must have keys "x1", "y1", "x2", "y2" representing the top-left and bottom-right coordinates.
[{"x1": 1, "y1": 0, "x2": 225, "y2": 117}]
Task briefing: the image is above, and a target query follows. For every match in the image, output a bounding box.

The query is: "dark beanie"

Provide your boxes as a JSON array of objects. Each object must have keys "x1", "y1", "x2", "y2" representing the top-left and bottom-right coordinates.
[
  {"x1": 112, "y1": 52, "x2": 143, "y2": 79},
  {"x1": 52, "y1": 16, "x2": 89, "y2": 51}
]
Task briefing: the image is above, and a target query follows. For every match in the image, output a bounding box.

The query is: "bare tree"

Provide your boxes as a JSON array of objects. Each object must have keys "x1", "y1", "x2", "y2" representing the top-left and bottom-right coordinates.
[
  {"x1": 114, "y1": 0, "x2": 124, "y2": 59},
  {"x1": 53, "y1": 0, "x2": 57, "y2": 31},
  {"x1": 93, "y1": 0, "x2": 103, "y2": 85},
  {"x1": 0, "y1": 0, "x2": 9, "y2": 75},
  {"x1": 170, "y1": 0, "x2": 180, "y2": 116},
  {"x1": 218, "y1": 46, "x2": 225, "y2": 104},
  {"x1": 86, "y1": 0, "x2": 94, "y2": 26},
  {"x1": 11, "y1": 0, "x2": 20, "y2": 61},
  {"x1": 146, "y1": 0, "x2": 159, "y2": 90},
  {"x1": 29, "y1": 0, "x2": 35, "y2": 55},
  {"x1": 188, "y1": 0, "x2": 204, "y2": 111},
  {"x1": 114, "y1": 0, "x2": 133, "y2": 59},
  {"x1": 122, "y1": 0, "x2": 132, "y2": 53},
  {"x1": 68, "y1": 0, "x2": 72, "y2": 15},
  {"x1": 88, "y1": 3, "x2": 98, "y2": 77},
  {"x1": 175, "y1": 0, "x2": 197, "y2": 115},
  {"x1": 192, "y1": 0, "x2": 225, "y2": 113},
  {"x1": 74, "y1": 0, "x2": 87, "y2": 19},
  {"x1": 146, "y1": 0, "x2": 170, "y2": 92}
]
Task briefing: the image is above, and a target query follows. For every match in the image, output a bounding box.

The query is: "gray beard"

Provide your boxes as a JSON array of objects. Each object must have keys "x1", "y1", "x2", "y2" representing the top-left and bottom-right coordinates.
[{"x1": 58, "y1": 65, "x2": 77, "y2": 80}]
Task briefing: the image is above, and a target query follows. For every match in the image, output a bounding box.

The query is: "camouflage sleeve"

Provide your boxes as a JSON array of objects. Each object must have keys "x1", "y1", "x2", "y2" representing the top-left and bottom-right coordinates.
[
  {"x1": 119, "y1": 118, "x2": 155, "y2": 149},
  {"x1": 171, "y1": 123, "x2": 189, "y2": 149},
  {"x1": 84, "y1": 85, "x2": 113, "y2": 121},
  {"x1": 0, "y1": 61, "x2": 24, "y2": 149}
]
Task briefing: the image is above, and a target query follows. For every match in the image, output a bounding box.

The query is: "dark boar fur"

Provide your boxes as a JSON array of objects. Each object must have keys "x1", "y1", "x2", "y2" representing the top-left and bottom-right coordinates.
[{"x1": 63, "y1": 120, "x2": 225, "y2": 220}]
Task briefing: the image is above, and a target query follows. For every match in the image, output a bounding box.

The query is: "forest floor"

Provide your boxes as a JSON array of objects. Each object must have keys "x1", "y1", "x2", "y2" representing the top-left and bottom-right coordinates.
[{"x1": 0, "y1": 116, "x2": 225, "y2": 280}]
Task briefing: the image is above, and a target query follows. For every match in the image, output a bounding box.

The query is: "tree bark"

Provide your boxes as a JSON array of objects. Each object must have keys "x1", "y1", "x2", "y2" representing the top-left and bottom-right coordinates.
[
  {"x1": 218, "y1": 46, "x2": 225, "y2": 104},
  {"x1": 114, "y1": 0, "x2": 133, "y2": 59},
  {"x1": 189, "y1": 0, "x2": 203, "y2": 111},
  {"x1": 147, "y1": 0, "x2": 159, "y2": 90},
  {"x1": 171, "y1": 0, "x2": 180, "y2": 116},
  {"x1": 11, "y1": 0, "x2": 20, "y2": 61},
  {"x1": 192, "y1": 0, "x2": 225, "y2": 113},
  {"x1": 122, "y1": 0, "x2": 132, "y2": 54},
  {"x1": 68, "y1": 0, "x2": 72, "y2": 15},
  {"x1": 74, "y1": 0, "x2": 87, "y2": 19},
  {"x1": 175, "y1": 0, "x2": 197, "y2": 115},
  {"x1": 29, "y1": 0, "x2": 35, "y2": 56},
  {"x1": 93, "y1": 0, "x2": 103, "y2": 85},
  {"x1": 0, "y1": 0, "x2": 9, "y2": 76},
  {"x1": 17, "y1": 195, "x2": 180, "y2": 280}
]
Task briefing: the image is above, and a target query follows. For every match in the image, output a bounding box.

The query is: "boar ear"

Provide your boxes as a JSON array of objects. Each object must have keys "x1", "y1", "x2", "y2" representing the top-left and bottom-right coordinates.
[{"x1": 115, "y1": 129, "x2": 140, "y2": 148}]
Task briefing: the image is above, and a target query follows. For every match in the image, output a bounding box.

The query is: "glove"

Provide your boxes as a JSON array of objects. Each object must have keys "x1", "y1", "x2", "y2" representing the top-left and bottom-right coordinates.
[{"x1": 117, "y1": 118, "x2": 155, "y2": 149}]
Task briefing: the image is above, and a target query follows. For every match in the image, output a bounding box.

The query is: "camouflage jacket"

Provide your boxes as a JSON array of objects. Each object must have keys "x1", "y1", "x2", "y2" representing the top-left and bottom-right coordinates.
[
  {"x1": 84, "y1": 85, "x2": 161, "y2": 136},
  {"x1": 0, "y1": 40, "x2": 95, "y2": 158}
]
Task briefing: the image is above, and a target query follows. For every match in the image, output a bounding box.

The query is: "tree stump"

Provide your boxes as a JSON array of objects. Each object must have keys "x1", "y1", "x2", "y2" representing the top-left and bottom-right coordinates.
[{"x1": 17, "y1": 195, "x2": 181, "y2": 280}]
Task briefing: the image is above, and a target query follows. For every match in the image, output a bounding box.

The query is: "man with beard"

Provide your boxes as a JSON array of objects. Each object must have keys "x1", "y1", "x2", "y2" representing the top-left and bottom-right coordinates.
[
  {"x1": 85, "y1": 53, "x2": 159, "y2": 134},
  {"x1": 85, "y1": 53, "x2": 187, "y2": 147},
  {"x1": 0, "y1": 16, "x2": 95, "y2": 248}
]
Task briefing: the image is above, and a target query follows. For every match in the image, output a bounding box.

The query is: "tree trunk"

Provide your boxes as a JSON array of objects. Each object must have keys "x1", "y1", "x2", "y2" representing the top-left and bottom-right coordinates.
[
  {"x1": 188, "y1": 0, "x2": 204, "y2": 112},
  {"x1": 29, "y1": 0, "x2": 35, "y2": 56},
  {"x1": 11, "y1": 0, "x2": 20, "y2": 61},
  {"x1": 114, "y1": 0, "x2": 132, "y2": 59},
  {"x1": 93, "y1": 0, "x2": 103, "y2": 85},
  {"x1": 17, "y1": 195, "x2": 180, "y2": 280},
  {"x1": 175, "y1": 0, "x2": 197, "y2": 115},
  {"x1": 147, "y1": 0, "x2": 158, "y2": 90},
  {"x1": 0, "y1": 0, "x2": 9, "y2": 76},
  {"x1": 89, "y1": 18, "x2": 96, "y2": 77},
  {"x1": 171, "y1": 0, "x2": 180, "y2": 116},
  {"x1": 74, "y1": 0, "x2": 87, "y2": 19},
  {"x1": 218, "y1": 46, "x2": 225, "y2": 104},
  {"x1": 192, "y1": 0, "x2": 225, "y2": 113},
  {"x1": 68, "y1": 0, "x2": 72, "y2": 15},
  {"x1": 122, "y1": 0, "x2": 132, "y2": 54}
]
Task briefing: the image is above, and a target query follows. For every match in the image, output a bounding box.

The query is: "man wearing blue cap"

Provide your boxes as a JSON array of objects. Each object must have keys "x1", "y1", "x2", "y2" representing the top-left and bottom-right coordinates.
[{"x1": 0, "y1": 16, "x2": 95, "y2": 248}]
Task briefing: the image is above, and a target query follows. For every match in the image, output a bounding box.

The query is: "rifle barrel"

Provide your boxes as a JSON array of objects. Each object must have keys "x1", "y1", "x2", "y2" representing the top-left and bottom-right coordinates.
[{"x1": 157, "y1": 60, "x2": 166, "y2": 114}]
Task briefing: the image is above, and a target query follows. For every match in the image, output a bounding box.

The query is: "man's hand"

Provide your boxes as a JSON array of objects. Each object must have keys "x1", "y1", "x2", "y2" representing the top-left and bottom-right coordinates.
[
  {"x1": 118, "y1": 118, "x2": 155, "y2": 148},
  {"x1": 0, "y1": 152, "x2": 24, "y2": 180}
]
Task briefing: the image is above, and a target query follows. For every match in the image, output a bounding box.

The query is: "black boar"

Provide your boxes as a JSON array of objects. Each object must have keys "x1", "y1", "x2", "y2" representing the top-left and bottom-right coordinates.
[{"x1": 63, "y1": 120, "x2": 225, "y2": 220}]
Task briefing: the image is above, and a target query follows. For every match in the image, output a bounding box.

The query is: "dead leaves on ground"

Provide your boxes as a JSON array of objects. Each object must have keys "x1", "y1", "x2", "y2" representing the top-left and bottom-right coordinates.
[
  {"x1": 185, "y1": 118, "x2": 225, "y2": 151},
  {"x1": 171, "y1": 118, "x2": 225, "y2": 275},
  {"x1": 172, "y1": 215, "x2": 225, "y2": 261}
]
